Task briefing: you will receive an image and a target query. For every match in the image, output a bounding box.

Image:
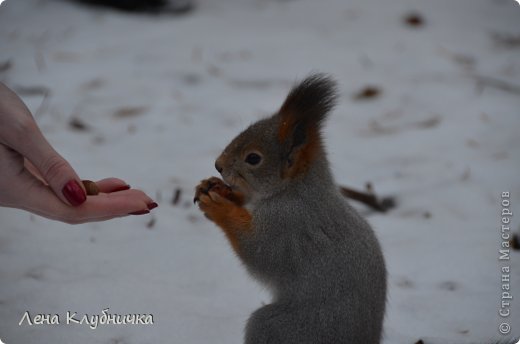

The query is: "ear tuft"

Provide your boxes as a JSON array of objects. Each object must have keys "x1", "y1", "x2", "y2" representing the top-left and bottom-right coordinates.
[
  {"x1": 278, "y1": 73, "x2": 338, "y2": 142},
  {"x1": 277, "y1": 73, "x2": 338, "y2": 179}
]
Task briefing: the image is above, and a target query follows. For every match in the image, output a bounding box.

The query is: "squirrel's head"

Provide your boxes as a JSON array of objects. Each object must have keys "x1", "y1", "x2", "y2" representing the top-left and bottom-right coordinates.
[{"x1": 215, "y1": 74, "x2": 338, "y2": 204}]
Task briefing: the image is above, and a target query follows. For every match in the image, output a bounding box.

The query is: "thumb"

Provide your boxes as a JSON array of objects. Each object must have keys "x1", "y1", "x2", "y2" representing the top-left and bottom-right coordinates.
[{"x1": 18, "y1": 130, "x2": 86, "y2": 207}]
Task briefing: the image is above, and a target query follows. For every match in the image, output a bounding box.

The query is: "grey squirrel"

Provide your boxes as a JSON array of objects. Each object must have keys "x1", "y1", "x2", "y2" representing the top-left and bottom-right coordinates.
[{"x1": 194, "y1": 74, "x2": 387, "y2": 343}]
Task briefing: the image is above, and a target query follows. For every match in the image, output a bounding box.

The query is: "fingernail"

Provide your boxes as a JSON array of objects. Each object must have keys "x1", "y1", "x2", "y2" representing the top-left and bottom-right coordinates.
[
  {"x1": 112, "y1": 185, "x2": 131, "y2": 192},
  {"x1": 147, "y1": 202, "x2": 158, "y2": 210},
  {"x1": 62, "y1": 180, "x2": 87, "y2": 206},
  {"x1": 129, "y1": 210, "x2": 150, "y2": 215}
]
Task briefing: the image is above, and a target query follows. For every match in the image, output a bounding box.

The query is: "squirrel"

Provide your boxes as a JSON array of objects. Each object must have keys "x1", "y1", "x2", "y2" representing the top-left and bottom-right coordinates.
[{"x1": 194, "y1": 74, "x2": 387, "y2": 344}]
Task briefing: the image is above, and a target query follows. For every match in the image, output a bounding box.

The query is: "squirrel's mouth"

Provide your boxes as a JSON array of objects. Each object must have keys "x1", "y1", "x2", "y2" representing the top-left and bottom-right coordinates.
[
  {"x1": 219, "y1": 174, "x2": 234, "y2": 188},
  {"x1": 221, "y1": 173, "x2": 245, "y2": 192}
]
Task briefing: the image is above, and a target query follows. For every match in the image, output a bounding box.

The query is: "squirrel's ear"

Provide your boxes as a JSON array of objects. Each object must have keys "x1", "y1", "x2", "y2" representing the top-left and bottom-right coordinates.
[{"x1": 277, "y1": 74, "x2": 337, "y2": 179}]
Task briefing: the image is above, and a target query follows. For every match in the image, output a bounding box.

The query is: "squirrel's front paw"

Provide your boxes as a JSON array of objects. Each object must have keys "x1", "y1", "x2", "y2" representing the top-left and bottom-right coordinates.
[
  {"x1": 193, "y1": 178, "x2": 252, "y2": 250},
  {"x1": 194, "y1": 177, "x2": 233, "y2": 204},
  {"x1": 193, "y1": 177, "x2": 234, "y2": 220}
]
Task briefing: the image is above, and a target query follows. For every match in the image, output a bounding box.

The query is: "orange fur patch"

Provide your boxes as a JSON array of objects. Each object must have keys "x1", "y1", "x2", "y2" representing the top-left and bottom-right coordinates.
[
  {"x1": 209, "y1": 203, "x2": 252, "y2": 255},
  {"x1": 197, "y1": 188, "x2": 252, "y2": 256},
  {"x1": 278, "y1": 115, "x2": 294, "y2": 143},
  {"x1": 281, "y1": 125, "x2": 323, "y2": 179}
]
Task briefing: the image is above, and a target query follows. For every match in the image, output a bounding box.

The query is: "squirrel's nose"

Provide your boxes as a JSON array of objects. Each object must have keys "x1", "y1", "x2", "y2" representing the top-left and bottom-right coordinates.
[{"x1": 215, "y1": 161, "x2": 223, "y2": 174}]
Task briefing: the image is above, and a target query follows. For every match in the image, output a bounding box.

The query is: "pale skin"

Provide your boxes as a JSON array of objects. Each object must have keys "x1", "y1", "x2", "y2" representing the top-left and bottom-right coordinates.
[{"x1": 0, "y1": 82, "x2": 157, "y2": 224}]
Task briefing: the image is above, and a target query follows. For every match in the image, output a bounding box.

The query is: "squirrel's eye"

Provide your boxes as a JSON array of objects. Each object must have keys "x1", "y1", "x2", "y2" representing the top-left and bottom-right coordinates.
[{"x1": 245, "y1": 153, "x2": 262, "y2": 166}]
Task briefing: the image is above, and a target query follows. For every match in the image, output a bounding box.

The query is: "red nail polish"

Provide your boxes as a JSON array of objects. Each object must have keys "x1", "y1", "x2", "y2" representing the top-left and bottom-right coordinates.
[
  {"x1": 62, "y1": 180, "x2": 86, "y2": 206},
  {"x1": 147, "y1": 202, "x2": 158, "y2": 210},
  {"x1": 111, "y1": 185, "x2": 131, "y2": 192},
  {"x1": 129, "y1": 210, "x2": 150, "y2": 215}
]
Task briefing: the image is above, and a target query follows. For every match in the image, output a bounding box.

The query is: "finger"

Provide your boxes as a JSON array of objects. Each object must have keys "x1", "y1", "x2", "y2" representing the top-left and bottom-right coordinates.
[
  {"x1": 16, "y1": 129, "x2": 86, "y2": 207},
  {"x1": 24, "y1": 158, "x2": 46, "y2": 184},
  {"x1": 4, "y1": 164, "x2": 155, "y2": 223},
  {"x1": 95, "y1": 178, "x2": 130, "y2": 193},
  {"x1": 76, "y1": 190, "x2": 156, "y2": 219},
  {"x1": 17, "y1": 180, "x2": 156, "y2": 224}
]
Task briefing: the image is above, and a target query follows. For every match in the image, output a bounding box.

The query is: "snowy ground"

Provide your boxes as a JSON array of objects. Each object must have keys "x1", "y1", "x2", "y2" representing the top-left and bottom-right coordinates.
[{"x1": 1, "y1": 0, "x2": 520, "y2": 343}]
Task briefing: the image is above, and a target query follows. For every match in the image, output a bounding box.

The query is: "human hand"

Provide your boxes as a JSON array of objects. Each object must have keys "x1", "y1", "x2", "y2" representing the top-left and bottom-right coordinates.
[{"x1": 0, "y1": 82, "x2": 157, "y2": 224}]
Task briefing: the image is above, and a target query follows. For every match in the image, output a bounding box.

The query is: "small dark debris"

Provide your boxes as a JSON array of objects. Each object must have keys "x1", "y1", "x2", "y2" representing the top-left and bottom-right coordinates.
[
  {"x1": 380, "y1": 197, "x2": 396, "y2": 211},
  {"x1": 146, "y1": 216, "x2": 156, "y2": 229},
  {"x1": 113, "y1": 106, "x2": 147, "y2": 118},
  {"x1": 439, "y1": 281, "x2": 457, "y2": 291},
  {"x1": 0, "y1": 60, "x2": 12, "y2": 73},
  {"x1": 396, "y1": 278, "x2": 414, "y2": 289},
  {"x1": 492, "y1": 151, "x2": 508, "y2": 160},
  {"x1": 77, "y1": 0, "x2": 194, "y2": 15},
  {"x1": 92, "y1": 135, "x2": 105, "y2": 144},
  {"x1": 458, "y1": 329, "x2": 469, "y2": 334},
  {"x1": 365, "y1": 182, "x2": 374, "y2": 193},
  {"x1": 164, "y1": 0, "x2": 194, "y2": 15},
  {"x1": 339, "y1": 185, "x2": 396, "y2": 213},
  {"x1": 353, "y1": 86, "x2": 381, "y2": 100},
  {"x1": 127, "y1": 124, "x2": 137, "y2": 134},
  {"x1": 492, "y1": 32, "x2": 520, "y2": 49},
  {"x1": 404, "y1": 12, "x2": 425, "y2": 28},
  {"x1": 230, "y1": 79, "x2": 274, "y2": 90},
  {"x1": 172, "y1": 188, "x2": 182, "y2": 206},
  {"x1": 451, "y1": 53, "x2": 475, "y2": 69},
  {"x1": 81, "y1": 78, "x2": 105, "y2": 91},
  {"x1": 413, "y1": 115, "x2": 441, "y2": 129},
  {"x1": 423, "y1": 211, "x2": 432, "y2": 219},
  {"x1": 14, "y1": 85, "x2": 50, "y2": 97},
  {"x1": 367, "y1": 120, "x2": 397, "y2": 135},
  {"x1": 460, "y1": 167, "x2": 471, "y2": 181},
  {"x1": 181, "y1": 73, "x2": 202, "y2": 86},
  {"x1": 466, "y1": 139, "x2": 479, "y2": 149},
  {"x1": 69, "y1": 117, "x2": 90, "y2": 131},
  {"x1": 25, "y1": 267, "x2": 45, "y2": 281},
  {"x1": 415, "y1": 340, "x2": 424, "y2": 344},
  {"x1": 207, "y1": 64, "x2": 222, "y2": 77},
  {"x1": 475, "y1": 75, "x2": 520, "y2": 96},
  {"x1": 109, "y1": 336, "x2": 128, "y2": 344},
  {"x1": 510, "y1": 234, "x2": 520, "y2": 250}
]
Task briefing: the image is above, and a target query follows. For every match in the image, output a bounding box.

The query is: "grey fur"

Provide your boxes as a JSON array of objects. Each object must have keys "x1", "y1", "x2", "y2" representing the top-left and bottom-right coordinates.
[{"x1": 215, "y1": 74, "x2": 387, "y2": 344}]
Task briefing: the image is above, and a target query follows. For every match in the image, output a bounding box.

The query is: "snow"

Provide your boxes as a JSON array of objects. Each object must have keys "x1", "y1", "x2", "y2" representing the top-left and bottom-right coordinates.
[{"x1": 1, "y1": 0, "x2": 519, "y2": 343}]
